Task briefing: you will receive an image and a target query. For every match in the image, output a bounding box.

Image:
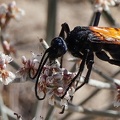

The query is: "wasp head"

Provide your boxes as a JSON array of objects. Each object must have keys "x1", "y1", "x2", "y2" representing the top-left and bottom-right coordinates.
[{"x1": 48, "y1": 37, "x2": 67, "y2": 60}]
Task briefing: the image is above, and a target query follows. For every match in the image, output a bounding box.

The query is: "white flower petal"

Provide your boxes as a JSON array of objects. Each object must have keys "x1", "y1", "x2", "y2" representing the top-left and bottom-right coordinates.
[
  {"x1": 64, "y1": 92, "x2": 70, "y2": 100},
  {"x1": 57, "y1": 87, "x2": 64, "y2": 94},
  {"x1": 0, "y1": 4, "x2": 7, "y2": 15},
  {"x1": 22, "y1": 56, "x2": 27, "y2": 64},
  {"x1": 68, "y1": 87, "x2": 75, "y2": 96},
  {"x1": 60, "y1": 99, "x2": 68, "y2": 110},
  {"x1": 0, "y1": 71, "x2": 15, "y2": 85},
  {"x1": 8, "y1": 1, "x2": 16, "y2": 8},
  {"x1": 53, "y1": 73, "x2": 63, "y2": 80}
]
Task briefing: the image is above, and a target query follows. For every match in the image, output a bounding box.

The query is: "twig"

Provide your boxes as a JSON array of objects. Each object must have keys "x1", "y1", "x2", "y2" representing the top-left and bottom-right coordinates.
[
  {"x1": 0, "y1": 94, "x2": 9, "y2": 120},
  {"x1": 46, "y1": 0, "x2": 58, "y2": 45},
  {"x1": 80, "y1": 102, "x2": 115, "y2": 120},
  {"x1": 9, "y1": 61, "x2": 20, "y2": 70},
  {"x1": 78, "y1": 76, "x2": 115, "y2": 89},
  {"x1": 0, "y1": 93, "x2": 17, "y2": 119},
  {"x1": 55, "y1": 101, "x2": 120, "y2": 118},
  {"x1": 92, "y1": 67, "x2": 114, "y2": 82},
  {"x1": 111, "y1": 69, "x2": 120, "y2": 77},
  {"x1": 102, "y1": 10, "x2": 119, "y2": 27},
  {"x1": 45, "y1": 106, "x2": 55, "y2": 120},
  {"x1": 62, "y1": 88, "x2": 100, "y2": 120},
  {"x1": 0, "y1": 75, "x2": 117, "y2": 91},
  {"x1": 35, "y1": 100, "x2": 45, "y2": 120}
]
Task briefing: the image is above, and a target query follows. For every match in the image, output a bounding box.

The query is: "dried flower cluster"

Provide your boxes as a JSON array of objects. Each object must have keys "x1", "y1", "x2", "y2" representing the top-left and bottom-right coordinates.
[
  {"x1": 94, "y1": 0, "x2": 120, "y2": 12},
  {"x1": 0, "y1": 1, "x2": 25, "y2": 29},
  {"x1": 36, "y1": 63, "x2": 76, "y2": 111},
  {"x1": 17, "y1": 52, "x2": 41, "y2": 81},
  {"x1": 0, "y1": 1, "x2": 25, "y2": 56},
  {"x1": 2, "y1": 38, "x2": 17, "y2": 56},
  {"x1": 0, "y1": 52, "x2": 15, "y2": 85}
]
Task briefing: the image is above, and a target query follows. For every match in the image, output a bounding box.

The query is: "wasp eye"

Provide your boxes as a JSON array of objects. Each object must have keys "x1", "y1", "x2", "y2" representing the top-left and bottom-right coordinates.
[{"x1": 49, "y1": 37, "x2": 67, "y2": 59}]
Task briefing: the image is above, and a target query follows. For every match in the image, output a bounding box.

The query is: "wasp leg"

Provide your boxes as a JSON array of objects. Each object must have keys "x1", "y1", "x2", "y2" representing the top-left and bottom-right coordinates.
[
  {"x1": 93, "y1": 11, "x2": 101, "y2": 26},
  {"x1": 60, "y1": 56, "x2": 63, "y2": 68},
  {"x1": 96, "y1": 51, "x2": 120, "y2": 66},
  {"x1": 75, "y1": 53, "x2": 94, "y2": 91},
  {"x1": 61, "y1": 49, "x2": 90, "y2": 99},
  {"x1": 59, "y1": 22, "x2": 70, "y2": 38}
]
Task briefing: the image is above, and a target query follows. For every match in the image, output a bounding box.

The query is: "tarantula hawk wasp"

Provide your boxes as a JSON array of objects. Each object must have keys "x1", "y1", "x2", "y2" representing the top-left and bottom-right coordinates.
[{"x1": 29, "y1": 22, "x2": 120, "y2": 100}]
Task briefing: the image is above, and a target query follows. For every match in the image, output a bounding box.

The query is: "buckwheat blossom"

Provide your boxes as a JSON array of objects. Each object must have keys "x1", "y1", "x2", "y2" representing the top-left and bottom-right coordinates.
[
  {"x1": 7, "y1": 1, "x2": 25, "y2": 20},
  {"x1": 17, "y1": 52, "x2": 42, "y2": 81},
  {"x1": 94, "y1": 0, "x2": 120, "y2": 12},
  {"x1": 36, "y1": 63, "x2": 76, "y2": 112},
  {"x1": 0, "y1": 3, "x2": 7, "y2": 26},
  {"x1": 3, "y1": 40, "x2": 16, "y2": 56},
  {"x1": 0, "y1": 1, "x2": 25, "y2": 56},
  {"x1": 0, "y1": 52, "x2": 15, "y2": 85},
  {"x1": 0, "y1": 1, "x2": 25, "y2": 29}
]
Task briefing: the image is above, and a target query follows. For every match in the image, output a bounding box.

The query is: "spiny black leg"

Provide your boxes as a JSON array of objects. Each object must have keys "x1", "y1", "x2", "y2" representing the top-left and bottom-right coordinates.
[
  {"x1": 96, "y1": 51, "x2": 120, "y2": 66},
  {"x1": 96, "y1": 51, "x2": 109, "y2": 61},
  {"x1": 72, "y1": 52, "x2": 84, "y2": 87},
  {"x1": 108, "y1": 59, "x2": 120, "y2": 66},
  {"x1": 61, "y1": 49, "x2": 90, "y2": 99},
  {"x1": 59, "y1": 22, "x2": 70, "y2": 38},
  {"x1": 59, "y1": 26, "x2": 65, "y2": 39},
  {"x1": 75, "y1": 53, "x2": 94, "y2": 91},
  {"x1": 70, "y1": 52, "x2": 84, "y2": 101},
  {"x1": 93, "y1": 11, "x2": 101, "y2": 26},
  {"x1": 60, "y1": 56, "x2": 63, "y2": 68}
]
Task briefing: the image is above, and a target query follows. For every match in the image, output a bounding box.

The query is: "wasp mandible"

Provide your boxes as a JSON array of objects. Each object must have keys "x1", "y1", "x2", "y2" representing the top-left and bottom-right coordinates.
[{"x1": 30, "y1": 22, "x2": 120, "y2": 100}]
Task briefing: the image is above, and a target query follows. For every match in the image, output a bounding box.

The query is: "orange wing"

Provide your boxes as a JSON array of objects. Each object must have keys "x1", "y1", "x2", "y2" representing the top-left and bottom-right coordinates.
[{"x1": 89, "y1": 27, "x2": 120, "y2": 45}]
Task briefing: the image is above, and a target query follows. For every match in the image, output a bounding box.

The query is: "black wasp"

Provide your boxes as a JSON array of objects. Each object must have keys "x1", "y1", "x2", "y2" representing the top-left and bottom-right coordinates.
[{"x1": 29, "y1": 22, "x2": 120, "y2": 100}]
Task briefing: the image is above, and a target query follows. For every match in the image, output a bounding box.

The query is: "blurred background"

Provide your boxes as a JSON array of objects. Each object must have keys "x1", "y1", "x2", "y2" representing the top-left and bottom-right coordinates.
[{"x1": 0, "y1": 0, "x2": 120, "y2": 120}]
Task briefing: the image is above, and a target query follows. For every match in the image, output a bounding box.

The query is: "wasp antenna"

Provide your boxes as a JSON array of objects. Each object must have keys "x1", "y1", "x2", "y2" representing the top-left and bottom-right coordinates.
[
  {"x1": 29, "y1": 48, "x2": 50, "y2": 79},
  {"x1": 35, "y1": 54, "x2": 49, "y2": 100}
]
